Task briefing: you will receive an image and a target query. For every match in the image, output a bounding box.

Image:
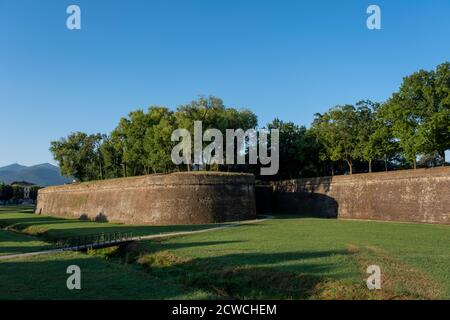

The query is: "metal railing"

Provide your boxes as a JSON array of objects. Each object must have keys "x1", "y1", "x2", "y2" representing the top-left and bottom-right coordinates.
[{"x1": 55, "y1": 231, "x2": 134, "y2": 251}]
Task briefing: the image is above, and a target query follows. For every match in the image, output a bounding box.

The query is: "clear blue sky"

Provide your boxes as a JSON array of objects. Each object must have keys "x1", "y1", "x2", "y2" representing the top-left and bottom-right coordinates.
[{"x1": 1, "y1": 0, "x2": 449, "y2": 167}]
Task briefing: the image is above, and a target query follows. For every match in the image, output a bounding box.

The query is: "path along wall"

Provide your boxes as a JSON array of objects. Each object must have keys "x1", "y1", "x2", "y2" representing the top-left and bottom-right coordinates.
[
  {"x1": 36, "y1": 172, "x2": 256, "y2": 225},
  {"x1": 256, "y1": 167, "x2": 450, "y2": 224}
]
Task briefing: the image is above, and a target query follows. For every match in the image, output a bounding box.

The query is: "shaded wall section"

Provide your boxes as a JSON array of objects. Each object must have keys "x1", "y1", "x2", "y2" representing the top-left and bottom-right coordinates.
[
  {"x1": 36, "y1": 173, "x2": 256, "y2": 225},
  {"x1": 256, "y1": 167, "x2": 450, "y2": 224}
]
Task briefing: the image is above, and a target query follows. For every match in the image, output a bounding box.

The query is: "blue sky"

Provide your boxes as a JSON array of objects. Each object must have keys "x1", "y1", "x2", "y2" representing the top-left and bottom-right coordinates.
[{"x1": 1, "y1": 0, "x2": 449, "y2": 166}]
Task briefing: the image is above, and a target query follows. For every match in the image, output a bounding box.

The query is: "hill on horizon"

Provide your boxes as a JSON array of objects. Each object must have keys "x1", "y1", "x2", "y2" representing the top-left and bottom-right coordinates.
[{"x1": 0, "y1": 163, "x2": 72, "y2": 187}]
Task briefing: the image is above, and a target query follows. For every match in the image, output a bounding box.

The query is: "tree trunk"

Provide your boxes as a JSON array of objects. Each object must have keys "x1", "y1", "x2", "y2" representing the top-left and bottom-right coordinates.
[
  {"x1": 384, "y1": 155, "x2": 388, "y2": 172},
  {"x1": 99, "y1": 160, "x2": 103, "y2": 180},
  {"x1": 413, "y1": 158, "x2": 417, "y2": 170},
  {"x1": 346, "y1": 160, "x2": 353, "y2": 175},
  {"x1": 368, "y1": 159, "x2": 372, "y2": 173},
  {"x1": 440, "y1": 150, "x2": 446, "y2": 166}
]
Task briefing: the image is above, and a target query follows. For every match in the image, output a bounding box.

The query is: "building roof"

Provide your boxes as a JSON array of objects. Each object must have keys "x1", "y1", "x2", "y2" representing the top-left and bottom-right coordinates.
[{"x1": 10, "y1": 181, "x2": 37, "y2": 187}]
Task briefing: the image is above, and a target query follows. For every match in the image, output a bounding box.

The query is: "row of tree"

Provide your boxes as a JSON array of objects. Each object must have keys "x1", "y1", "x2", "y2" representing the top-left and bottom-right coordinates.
[
  {"x1": 50, "y1": 96, "x2": 258, "y2": 181},
  {"x1": 0, "y1": 184, "x2": 40, "y2": 203},
  {"x1": 312, "y1": 62, "x2": 449, "y2": 174},
  {"x1": 50, "y1": 62, "x2": 449, "y2": 181}
]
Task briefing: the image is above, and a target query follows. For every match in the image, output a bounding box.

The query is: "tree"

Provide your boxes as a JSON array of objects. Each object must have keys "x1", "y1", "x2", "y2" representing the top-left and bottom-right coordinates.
[
  {"x1": 99, "y1": 135, "x2": 124, "y2": 179},
  {"x1": 112, "y1": 110, "x2": 154, "y2": 176},
  {"x1": 381, "y1": 62, "x2": 450, "y2": 168},
  {"x1": 0, "y1": 184, "x2": 13, "y2": 202},
  {"x1": 144, "y1": 107, "x2": 177, "y2": 173},
  {"x1": 312, "y1": 105, "x2": 360, "y2": 174},
  {"x1": 50, "y1": 132, "x2": 103, "y2": 181},
  {"x1": 368, "y1": 116, "x2": 398, "y2": 172},
  {"x1": 424, "y1": 62, "x2": 450, "y2": 163},
  {"x1": 267, "y1": 119, "x2": 322, "y2": 179},
  {"x1": 174, "y1": 96, "x2": 257, "y2": 171},
  {"x1": 29, "y1": 186, "x2": 41, "y2": 201},
  {"x1": 354, "y1": 100, "x2": 378, "y2": 172},
  {"x1": 11, "y1": 185, "x2": 23, "y2": 201}
]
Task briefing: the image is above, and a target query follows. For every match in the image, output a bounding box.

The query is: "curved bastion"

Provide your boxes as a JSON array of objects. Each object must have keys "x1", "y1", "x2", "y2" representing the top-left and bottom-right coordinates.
[{"x1": 36, "y1": 172, "x2": 256, "y2": 225}]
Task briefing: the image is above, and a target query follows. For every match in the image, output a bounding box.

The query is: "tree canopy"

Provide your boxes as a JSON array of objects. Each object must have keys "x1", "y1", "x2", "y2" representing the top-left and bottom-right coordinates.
[{"x1": 50, "y1": 62, "x2": 449, "y2": 181}]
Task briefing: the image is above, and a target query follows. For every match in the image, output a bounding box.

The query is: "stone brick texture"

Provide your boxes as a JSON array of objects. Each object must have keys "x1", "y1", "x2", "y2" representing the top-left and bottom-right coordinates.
[
  {"x1": 36, "y1": 172, "x2": 256, "y2": 225},
  {"x1": 257, "y1": 167, "x2": 450, "y2": 224}
]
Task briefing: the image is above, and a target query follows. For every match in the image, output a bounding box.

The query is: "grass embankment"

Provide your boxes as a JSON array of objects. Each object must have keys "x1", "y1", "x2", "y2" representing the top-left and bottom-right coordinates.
[
  {"x1": 0, "y1": 206, "x2": 227, "y2": 242},
  {"x1": 0, "y1": 205, "x2": 228, "y2": 299},
  {"x1": 1, "y1": 206, "x2": 449, "y2": 300},
  {"x1": 0, "y1": 229, "x2": 52, "y2": 256},
  {"x1": 0, "y1": 230, "x2": 209, "y2": 299},
  {"x1": 113, "y1": 217, "x2": 450, "y2": 299}
]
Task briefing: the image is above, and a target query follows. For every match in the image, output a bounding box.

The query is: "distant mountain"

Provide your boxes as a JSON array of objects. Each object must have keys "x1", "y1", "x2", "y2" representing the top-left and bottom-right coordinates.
[
  {"x1": 0, "y1": 163, "x2": 72, "y2": 187},
  {"x1": 0, "y1": 163, "x2": 28, "y2": 173}
]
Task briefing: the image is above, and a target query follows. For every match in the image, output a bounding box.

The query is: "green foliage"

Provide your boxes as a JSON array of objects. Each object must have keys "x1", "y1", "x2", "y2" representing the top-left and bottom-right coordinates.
[
  {"x1": 174, "y1": 96, "x2": 258, "y2": 171},
  {"x1": 380, "y1": 62, "x2": 450, "y2": 167},
  {"x1": 144, "y1": 107, "x2": 177, "y2": 173},
  {"x1": 0, "y1": 184, "x2": 13, "y2": 201},
  {"x1": 50, "y1": 132, "x2": 103, "y2": 182},
  {"x1": 49, "y1": 62, "x2": 449, "y2": 180},
  {"x1": 0, "y1": 185, "x2": 41, "y2": 202},
  {"x1": 311, "y1": 104, "x2": 363, "y2": 174},
  {"x1": 267, "y1": 119, "x2": 322, "y2": 178},
  {"x1": 50, "y1": 96, "x2": 259, "y2": 180}
]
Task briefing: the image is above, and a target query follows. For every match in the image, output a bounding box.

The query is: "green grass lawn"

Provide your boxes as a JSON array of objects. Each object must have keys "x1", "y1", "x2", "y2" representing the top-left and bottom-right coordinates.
[
  {"x1": 0, "y1": 246, "x2": 210, "y2": 299},
  {"x1": 0, "y1": 229, "x2": 53, "y2": 256},
  {"x1": 138, "y1": 217, "x2": 450, "y2": 299},
  {"x1": 0, "y1": 205, "x2": 228, "y2": 242},
  {"x1": 1, "y1": 206, "x2": 449, "y2": 300}
]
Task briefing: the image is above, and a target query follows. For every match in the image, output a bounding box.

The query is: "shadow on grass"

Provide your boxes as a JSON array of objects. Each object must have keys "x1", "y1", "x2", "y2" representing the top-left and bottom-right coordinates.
[
  {"x1": 0, "y1": 210, "x2": 261, "y2": 244},
  {"x1": 0, "y1": 247, "x2": 351, "y2": 299},
  {"x1": 0, "y1": 255, "x2": 195, "y2": 300},
  {"x1": 0, "y1": 205, "x2": 36, "y2": 213},
  {"x1": 133, "y1": 248, "x2": 352, "y2": 299},
  {"x1": 268, "y1": 214, "x2": 337, "y2": 220},
  {"x1": 0, "y1": 244, "x2": 54, "y2": 255},
  {"x1": 90, "y1": 237, "x2": 355, "y2": 299},
  {"x1": 0, "y1": 229, "x2": 55, "y2": 255}
]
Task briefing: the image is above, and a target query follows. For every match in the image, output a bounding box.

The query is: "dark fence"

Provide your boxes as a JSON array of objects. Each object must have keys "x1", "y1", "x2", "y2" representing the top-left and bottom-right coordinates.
[{"x1": 55, "y1": 231, "x2": 134, "y2": 251}]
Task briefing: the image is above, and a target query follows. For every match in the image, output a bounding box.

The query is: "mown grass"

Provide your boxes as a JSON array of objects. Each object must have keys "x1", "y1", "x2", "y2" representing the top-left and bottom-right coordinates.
[
  {"x1": 0, "y1": 206, "x2": 228, "y2": 243},
  {"x1": 129, "y1": 217, "x2": 450, "y2": 299},
  {"x1": 1, "y1": 206, "x2": 449, "y2": 300},
  {"x1": 0, "y1": 248, "x2": 213, "y2": 299},
  {"x1": 0, "y1": 229, "x2": 53, "y2": 256}
]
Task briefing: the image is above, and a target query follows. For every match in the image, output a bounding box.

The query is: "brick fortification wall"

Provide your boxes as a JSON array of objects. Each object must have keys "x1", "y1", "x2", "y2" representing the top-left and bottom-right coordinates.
[
  {"x1": 257, "y1": 167, "x2": 450, "y2": 224},
  {"x1": 36, "y1": 172, "x2": 256, "y2": 225}
]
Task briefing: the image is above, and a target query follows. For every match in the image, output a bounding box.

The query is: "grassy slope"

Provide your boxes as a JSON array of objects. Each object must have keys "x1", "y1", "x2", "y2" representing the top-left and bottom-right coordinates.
[
  {"x1": 0, "y1": 230, "x2": 53, "y2": 256},
  {"x1": 0, "y1": 206, "x2": 227, "y2": 242},
  {"x1": 0, "y1": 206, "x2": 219, "y2": 299},
  {"x1": 0, "y1": 249, "x2": 210, "y2": 299},
  {"x1": 135, "y1": 217, "x2": 450, "y2": 299},
  {"x1": 1, "y1": 207, "x2": 449, "y2": 299},
  {"x1": 0, "y1": 230, "x2": 189, "y2": 299}
]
